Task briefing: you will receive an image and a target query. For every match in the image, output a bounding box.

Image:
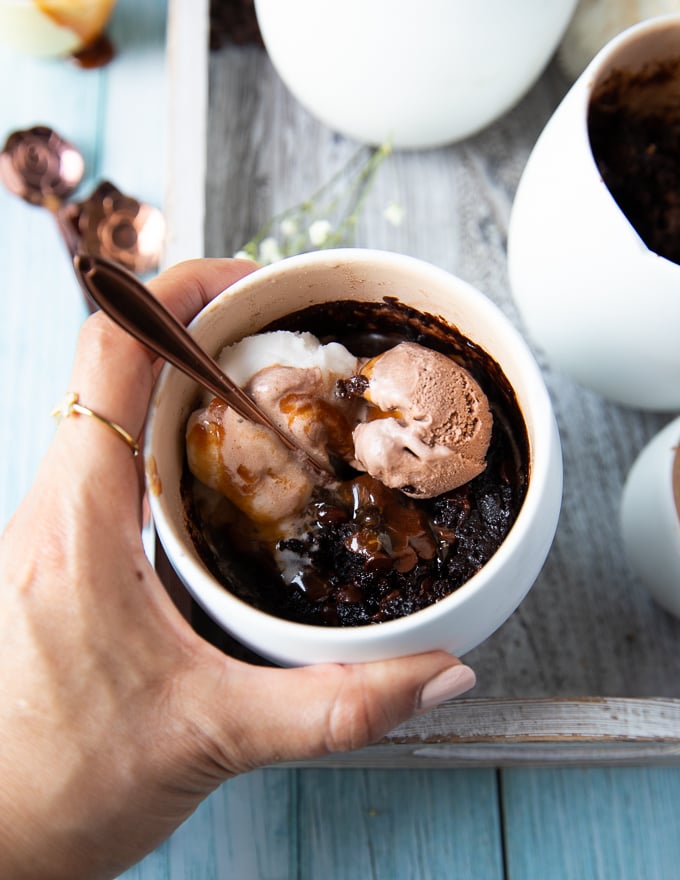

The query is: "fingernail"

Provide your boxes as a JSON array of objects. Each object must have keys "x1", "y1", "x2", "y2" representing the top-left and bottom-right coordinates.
[{"x1": 418, "y1": 664, "x2": 476, "y2": 710}]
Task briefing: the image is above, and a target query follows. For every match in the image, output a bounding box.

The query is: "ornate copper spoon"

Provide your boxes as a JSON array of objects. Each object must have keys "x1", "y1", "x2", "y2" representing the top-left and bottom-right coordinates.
[
  {"x1": 0, "y1": 126, "x2": 165, "y2": 286},
  {"x1": 0, "y1": 125, "x2": 83, "y2": 257},
  {"x1": 73, "y1": 254, "x2": 334, "y2": 478}
]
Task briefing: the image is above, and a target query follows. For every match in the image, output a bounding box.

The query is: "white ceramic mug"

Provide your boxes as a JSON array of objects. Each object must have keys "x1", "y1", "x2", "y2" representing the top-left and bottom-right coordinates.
[
  {"x1": 145, "y1": 249, "x2": 562, "y2": 666},
  {"x1": 508, "y1": 14, "x2": 680, "y2": 411},
  {"x1": 253, "y1": 0, "x2": 577, "y2": 149},
  {"x1": 621, "y1": 416, "x2": 680, "y2": 619}
]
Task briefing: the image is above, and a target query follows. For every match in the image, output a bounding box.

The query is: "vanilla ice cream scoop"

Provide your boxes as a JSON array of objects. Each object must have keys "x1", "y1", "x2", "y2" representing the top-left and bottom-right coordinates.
[
  {"x1": 186, "y1": 400, "x2": 316, "y2": 525},
  {"x1": 222, "y1": 330, "x2": 359, "y2": 470},
  {"x1": 351, "y1": 342, "x2": 493, "y2": 497},
  {"x1": 186, "y1": 331, "x2": 359, "y2": 526}
]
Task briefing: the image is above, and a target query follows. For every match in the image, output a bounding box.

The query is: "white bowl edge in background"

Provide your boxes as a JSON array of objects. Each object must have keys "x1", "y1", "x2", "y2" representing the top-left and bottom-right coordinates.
[
  {"x1": 254, "y1": 0, "x2": 578, "y2": 149},
  {"x1": 621, "y1": 415, "x2": 680, "y2": 619}
]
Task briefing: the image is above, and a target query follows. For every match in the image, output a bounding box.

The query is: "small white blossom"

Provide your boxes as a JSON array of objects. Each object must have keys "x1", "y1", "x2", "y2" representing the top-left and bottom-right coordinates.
[
  {"x1": 308, "y1": 218, "x2": 333, "y2": 246},
  {"x1": 258, "y1": 236, "x2": 283, "y2": 264},
  {"x1": 233, "y1": 249, "x2": 252, "y2": 260},
  {"x1": 280, "y1": 217, "x2": 298, "y2": 238},
  {"x1": 383, "y1": 201, "x2": 405, "y2": 227}
]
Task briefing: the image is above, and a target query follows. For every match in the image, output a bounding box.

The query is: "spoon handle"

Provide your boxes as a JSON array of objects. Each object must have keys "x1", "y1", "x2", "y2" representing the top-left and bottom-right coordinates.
[{"x1": 73, "y1": 254, "x2": 327, "y2": 472}]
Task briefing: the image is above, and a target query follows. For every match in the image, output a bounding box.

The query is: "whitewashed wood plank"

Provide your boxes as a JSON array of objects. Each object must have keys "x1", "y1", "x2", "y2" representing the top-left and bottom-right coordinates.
[
  {"x1": 206, "y1": 769, "x2": 297, "y2": 880},
  {"x1": 163, "y1": 0, "x2": 209, "y2": 265},
  {"x1": 502, "y1": 767, "x2": 680, "y2": 880},
  {"x1": 294, "y1": 742, "x2": 680, "y2": 769},
  {"x1": 205, "y1": 46, "x2": 360, "y2": 261},
  {"x1": 119, "y1": 769, "x2": 297, "y2": 880},
  {"x1": 119, "y1": 768, "x2": 497, "y2": 880},
  {"x1": 279, "y1": 698, "x2": 680, "y2": 767},
  {"x1": 387, "y1": 697, "x2": 680, "y2": 742},
  {"x1": 0, "y1": 46, "x2": 106, "y2": 171},
  {"x1": 98, "y1": 0, "x2": 169, "y2": 210},
  {"x1": 298, "y1": 769, "x2": 503, "y2": 880},
  {"x1": 0, "y1": 0, "x2": 169, "y2": 531},
  {"x1": 334, "y1": 695, "x2": 680, "y2": 751},
  {"x1": 0, "y1": 35, "x2": 103, "y2": 531}
]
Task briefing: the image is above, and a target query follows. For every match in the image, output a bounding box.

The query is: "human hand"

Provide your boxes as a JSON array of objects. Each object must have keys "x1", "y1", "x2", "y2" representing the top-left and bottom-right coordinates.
[{"x1": 0, "y1": 259, "x2": 476, "y2": 880}]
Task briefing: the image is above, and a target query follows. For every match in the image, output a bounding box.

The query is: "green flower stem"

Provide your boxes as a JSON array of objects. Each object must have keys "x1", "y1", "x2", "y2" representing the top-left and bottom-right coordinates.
[{"x1": 236, "y1": 142, "x2": 392, "y2": 263}]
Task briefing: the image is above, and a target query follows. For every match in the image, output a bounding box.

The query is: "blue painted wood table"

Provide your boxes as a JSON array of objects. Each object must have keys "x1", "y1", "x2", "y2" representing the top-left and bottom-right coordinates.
[{"x1": 1, "y1": 2, "x2": 679, "y2": 878}]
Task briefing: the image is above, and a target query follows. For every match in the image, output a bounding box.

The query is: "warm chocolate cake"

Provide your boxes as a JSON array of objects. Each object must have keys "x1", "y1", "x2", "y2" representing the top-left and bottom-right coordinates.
[{"x1": 181, "y1": 299, "x2": 529, "y2": 627}]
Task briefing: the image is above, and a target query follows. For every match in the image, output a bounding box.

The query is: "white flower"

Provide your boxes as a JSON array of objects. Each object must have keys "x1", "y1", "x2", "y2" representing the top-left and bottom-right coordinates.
[
  {"x1": 308, "y1": 218, "x2": 333, "y2": 246},
  {"x1": 280, "y1": 217, "x2": 298, "y2": 238},
  {"x1": 258, "y1": 236, "x2": 283, "y2": 264},
  {"x1": 383, "y1": 201, "x2": 405, "y2": 227},
  {"x1": 233, "y1": 249, "x2": 252, "y2": 260},
  {"x1": 236, "y1": 143, "x2": 391, "y2": 261}
]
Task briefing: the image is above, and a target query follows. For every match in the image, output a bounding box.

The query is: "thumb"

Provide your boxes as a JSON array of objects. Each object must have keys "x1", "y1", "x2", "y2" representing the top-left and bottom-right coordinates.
[{"x1": 186, "y1": 652, "x2": 475, "y2": 773}]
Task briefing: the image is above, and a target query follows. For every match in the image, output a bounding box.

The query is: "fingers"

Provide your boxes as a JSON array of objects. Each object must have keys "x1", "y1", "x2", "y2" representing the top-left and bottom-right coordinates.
[
  {"x1": 54, "y1": 258, "x2": 258, "y2": 473},
  {"x1": 145, "y1": 258, "x2": 258, "y2": 326},
  {"x1": 186, "y1": 651, "x2": 475, "y2": 775}
]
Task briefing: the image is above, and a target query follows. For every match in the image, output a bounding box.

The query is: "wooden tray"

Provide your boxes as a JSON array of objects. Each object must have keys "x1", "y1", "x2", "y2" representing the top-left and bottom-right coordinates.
[{"x1": 162, "y1": 0, "x2": 680, "y2": 766}]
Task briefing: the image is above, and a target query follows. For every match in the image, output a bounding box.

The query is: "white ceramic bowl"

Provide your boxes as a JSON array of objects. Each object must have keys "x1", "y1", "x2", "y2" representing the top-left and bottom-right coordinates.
[
  {"x1": 508, "y1": 14, "x2": 680, "y2": 410},
  {"x1": 145, "y1": 249, "x2": 562, "y2": 665},
  {"x1": 253, "y1": 0, "x2": 577, "y2": 149},
  {"x1": 621, "y1": 416, "x2": 680, "y2": 619}
]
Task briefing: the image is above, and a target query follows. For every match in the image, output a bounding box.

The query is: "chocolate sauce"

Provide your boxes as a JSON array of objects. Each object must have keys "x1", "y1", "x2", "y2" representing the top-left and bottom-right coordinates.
[
  {"x1": 71, "y1": 34, "x2": 115, "y2": 69},
  {"x1": 588, "y1": 58, "x2": 680, "y2": 265},
  {"x1": 181, "y1": 299, "x2": 529, "y2": 627}
]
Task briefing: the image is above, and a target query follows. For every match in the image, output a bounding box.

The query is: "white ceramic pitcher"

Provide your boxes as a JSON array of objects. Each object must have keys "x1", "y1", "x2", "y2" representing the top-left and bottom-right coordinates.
[{"x1": 508, "y1": 14, "x2": 680, "y2": 411}]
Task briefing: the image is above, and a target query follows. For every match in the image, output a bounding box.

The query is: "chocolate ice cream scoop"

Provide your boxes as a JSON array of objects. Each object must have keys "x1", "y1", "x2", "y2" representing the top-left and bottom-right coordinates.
[{"x1": 350, "y1": 342, "x2": 493, "y2": 497}]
